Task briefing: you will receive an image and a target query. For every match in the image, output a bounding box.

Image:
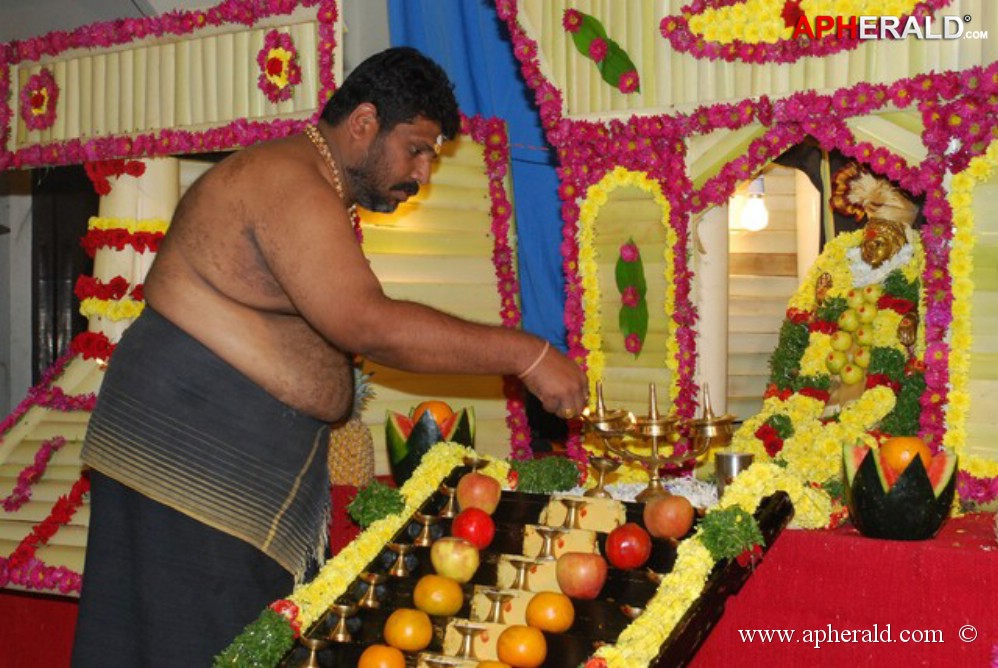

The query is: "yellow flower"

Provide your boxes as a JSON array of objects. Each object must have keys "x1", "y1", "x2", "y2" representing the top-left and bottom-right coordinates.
[{"x1": 88, "y1": 216, "x2": 171, "y2": 233}]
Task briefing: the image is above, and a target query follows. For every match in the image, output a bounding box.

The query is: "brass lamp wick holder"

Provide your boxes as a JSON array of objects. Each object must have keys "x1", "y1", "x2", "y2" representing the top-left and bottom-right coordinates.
[{"x1": 580, "y1": 382, "x2": 736, "y2": 501}]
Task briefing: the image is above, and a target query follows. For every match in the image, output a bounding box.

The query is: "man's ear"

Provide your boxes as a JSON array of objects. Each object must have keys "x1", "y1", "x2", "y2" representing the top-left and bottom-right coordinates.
[{"x1": 347, "y1": 102, "x2": 380, "y2": 143}]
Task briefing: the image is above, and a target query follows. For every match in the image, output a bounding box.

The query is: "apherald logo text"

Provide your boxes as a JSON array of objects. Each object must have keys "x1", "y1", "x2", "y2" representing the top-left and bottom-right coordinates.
[{"x1": 792, "y1": 15, "x2": 967, "y2": 41}]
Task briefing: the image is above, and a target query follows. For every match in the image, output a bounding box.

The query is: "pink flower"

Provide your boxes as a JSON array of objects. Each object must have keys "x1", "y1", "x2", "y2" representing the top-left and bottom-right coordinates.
[
  {"x1": 588, "y1": 38, "x2": 608, "y2": 63},
  {"x1": 562, "y1": 9, "x2": 583, "y2": 33},
  {"x1": 618, "y1": 69, "x2": 640, "y2": 94},
  {"x1": 625, "y1": 334, "x2": 643, "y2": 354},
  {"x1": 621, "y1": 285, "x2": 640, "y2": 307},
  {"x1": 619, "y1": 242, "x2": 639, "y2": 262}
]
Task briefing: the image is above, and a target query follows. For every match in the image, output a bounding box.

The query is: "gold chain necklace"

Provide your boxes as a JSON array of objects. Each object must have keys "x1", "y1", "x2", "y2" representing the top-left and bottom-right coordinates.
[{"x1": 304, "y1": 125, "x2": 362, "y2": 242}]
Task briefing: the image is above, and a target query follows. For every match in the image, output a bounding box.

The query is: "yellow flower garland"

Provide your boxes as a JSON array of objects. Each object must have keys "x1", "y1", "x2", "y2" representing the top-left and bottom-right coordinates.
[
  {"x1": 288, "y1": 442, "x2": 504, "y2": 629},
  {"x1": 579, "y1": 167, "x2": 678, "y2": 403},
  {"x1": 79, "y1": 297, "x2": 145, "y2": 321},
  {"x1": 688, "y1": 0, "x2": 921, "y2": 45},
  {"x1": 87, "y1": 216, "x2": 171, "y2": 233},
  {"x1": 945, "y1": 140, "x2": 998, "y2": 480}
]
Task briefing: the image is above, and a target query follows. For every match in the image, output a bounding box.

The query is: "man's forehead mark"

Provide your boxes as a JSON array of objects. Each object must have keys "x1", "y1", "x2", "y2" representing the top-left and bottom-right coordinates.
[{"x1": 434, "y1": 134, "x2": 444, "y2": 155}]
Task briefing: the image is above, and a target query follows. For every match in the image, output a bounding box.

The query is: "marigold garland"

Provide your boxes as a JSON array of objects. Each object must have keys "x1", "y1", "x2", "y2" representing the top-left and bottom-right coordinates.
[{"x1": 947, "y1": 140, "x2": 998, "y2": 503}]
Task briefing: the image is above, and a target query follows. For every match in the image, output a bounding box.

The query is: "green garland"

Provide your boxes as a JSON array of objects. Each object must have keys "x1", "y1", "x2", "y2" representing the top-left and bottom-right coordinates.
[
  {"x1": 815, "y1": 296, "x2": 848, "y2": 323},
  {"x1": 347, "y1": 480, "x2": 405, "y2": 529},
  {"x1": 882, "y1": 269, "x2": 920, "y2": 304},
  {"x1": 764, "y1": 413, "x2": 795, "y2": 440},
  {"x1": 768, "y1": 319, "x2": 810, "y2": 390},
  {"x1": 509, "y1": 457, "x2": 581, "y2": 494},
  {"x1": 214, "y1": 609, "x2": 295, "y2": 667},
  {"x1": 867, "y1": 346, "x2": 906, "y2": 379},
  {"x1": 697, "y1": 506, "x2": 764, "y2": 562},
  {"x1": 878, "y1": 370, "x2": 926, "y2": 437}
]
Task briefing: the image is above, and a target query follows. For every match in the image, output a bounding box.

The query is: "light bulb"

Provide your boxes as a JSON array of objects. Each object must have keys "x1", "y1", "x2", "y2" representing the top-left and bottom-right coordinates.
[{"x1": 741, "y1": 194, "x2": 769, "y2": 232}]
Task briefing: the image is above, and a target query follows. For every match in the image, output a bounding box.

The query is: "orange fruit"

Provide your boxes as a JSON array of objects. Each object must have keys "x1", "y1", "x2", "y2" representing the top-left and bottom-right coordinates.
[
  {"x1": 412, "y1": 400, "x2": 454, "y2": 427},
  {"x1": 383, "y1": 608, "x2": 433, "y2": 652},
  {"x1": 413, "y1": 574, "x2": 465, "y2": 617},
  {"x1": 358, "y1": 644, "x2": 405, "y2": 668},
  {"x1": 476, "y1": 662, "x2": 512, "y2": 668},
  {"x1": 525, "y1": 591, "x2": 574, "y2": 633},
  {"x1": 881, "y1": 436, "x2": 932, "y2": 475},
  {"x1": 496, "y1": 625, "x2": 546, "y2": 668}
]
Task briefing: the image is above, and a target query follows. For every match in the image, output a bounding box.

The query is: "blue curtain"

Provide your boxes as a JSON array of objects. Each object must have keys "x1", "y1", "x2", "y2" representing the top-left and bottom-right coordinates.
[{"x1": 388, "y1": 0, "x2": 567, "y2": 351}]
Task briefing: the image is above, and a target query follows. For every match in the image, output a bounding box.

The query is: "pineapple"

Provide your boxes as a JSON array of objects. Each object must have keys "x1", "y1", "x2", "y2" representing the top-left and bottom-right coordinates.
[{"x1": 327, "y1": 363, "x2": 376, "y2": 486}]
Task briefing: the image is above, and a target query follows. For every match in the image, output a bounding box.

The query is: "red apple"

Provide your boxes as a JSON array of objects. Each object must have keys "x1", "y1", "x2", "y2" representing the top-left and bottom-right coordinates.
[
  {"x1": 605, "y1": 523, "x2": 652, "y2": 570},
  {"x1": 451, "y1": 507, "x2": 495, "y2": 550},
  {"x1": 430, "y1": 537, "x2": 480, "y2": 583},
  {"x1": 456, "y1": 472, "x2": 502, "y2": 515},
  {"x1": 643, "y1": 494, "x2": 695, "y2": 540},
  {"x1": 555, "y1": 552, "x2": 607, "y2": 600}
]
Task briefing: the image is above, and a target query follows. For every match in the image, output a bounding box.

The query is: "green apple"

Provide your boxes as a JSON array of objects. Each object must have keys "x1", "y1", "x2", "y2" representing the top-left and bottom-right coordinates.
[
  {"x1": 852, "y1": 346, "x2": 871, "y2": 369},
  {"x1": 830, "y1": 331, "x2": 853, "y2": 352},
  {"x1": 840, "y1": 364, "x2": 865, "y2": 386},
  {"x1": 825, "y1": 350, "x2": 848, "y2": 374},
  {"x1": 846, "y1": 289, "x2": 865, "y2": 310},
  {"x1": 856, "y1": 304, "x2": 878, "y2": 324},
  {"x1": 430, "y1": 537, "x2": 480, "y2": 583},
  {"x1": 854, "y1": 326, "x2": 874, "y2": 347},
  {"x1": 862, "y1": 285, "x2": 883, "y2": 303},
  {"x1": 838, "y1": 309, "x2": 860, "y2": 332}
]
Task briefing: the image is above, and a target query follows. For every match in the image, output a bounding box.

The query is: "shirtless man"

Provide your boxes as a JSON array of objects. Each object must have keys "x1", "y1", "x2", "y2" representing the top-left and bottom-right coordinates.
[{"x1": 72, "y1": 47, "x2": 587, "y2": 667}]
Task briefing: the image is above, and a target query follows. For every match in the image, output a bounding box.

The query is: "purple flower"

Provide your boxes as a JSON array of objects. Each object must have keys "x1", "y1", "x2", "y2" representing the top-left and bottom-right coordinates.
[
  {"x1": 588, "y1": 37, "x2": 608, "y2": 63},
  {"x1": 621, "y1": 285, "x2": 640, "y2": 307},
  {"x1": 625, "y1": 334, "x2": 643, "y2": 354},
  {"x1": 619, "y1": 242, "x2": 639, "y2": 262}
]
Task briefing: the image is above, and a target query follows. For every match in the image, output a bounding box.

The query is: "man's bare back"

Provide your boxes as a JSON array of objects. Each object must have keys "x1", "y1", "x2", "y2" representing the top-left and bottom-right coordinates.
[{"x1": 144, "y1": 135, "x2": 355, "y2": 422}]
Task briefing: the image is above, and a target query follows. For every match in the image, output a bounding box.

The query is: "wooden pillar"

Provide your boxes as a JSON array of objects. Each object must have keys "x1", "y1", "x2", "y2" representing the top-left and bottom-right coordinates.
[{"x1": 694, "y1": 206, "x2": 729, "y2": 413}]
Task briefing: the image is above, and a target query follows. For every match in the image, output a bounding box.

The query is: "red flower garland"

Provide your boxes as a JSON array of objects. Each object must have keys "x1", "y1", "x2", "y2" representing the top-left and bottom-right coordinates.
[
  {"x1": 80, "y1": 228, "x2": 164, "y2": 257},
  {"x1": 83, "y1": 159, "x2": 146, "y2": 195},
  {"x1": 5, "y1": 471, "x2": 89, "y2": 572},
  {"x1": 74, "y1": 275, "x2": 143, "y2": 302}
]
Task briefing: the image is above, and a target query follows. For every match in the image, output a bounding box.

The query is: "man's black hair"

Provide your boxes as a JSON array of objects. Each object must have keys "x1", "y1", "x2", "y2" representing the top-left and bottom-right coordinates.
[{"x1": 321, "y1": 47, "x2": 460, "y2": 140}]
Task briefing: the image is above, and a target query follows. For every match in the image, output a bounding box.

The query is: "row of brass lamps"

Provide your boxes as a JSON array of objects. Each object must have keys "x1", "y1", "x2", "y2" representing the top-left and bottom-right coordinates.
[{"x1": 581, "y1": 381, "x2": 736, "y2": 502}]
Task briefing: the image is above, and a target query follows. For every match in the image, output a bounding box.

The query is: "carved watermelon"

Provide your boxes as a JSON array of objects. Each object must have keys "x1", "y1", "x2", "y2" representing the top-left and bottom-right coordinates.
[
  {"x1": 843, "y1": 444, "x2": 957, "y2": 541},
  {"x1": 386, "y1": 406, "x2": 475, "y2": 485}
]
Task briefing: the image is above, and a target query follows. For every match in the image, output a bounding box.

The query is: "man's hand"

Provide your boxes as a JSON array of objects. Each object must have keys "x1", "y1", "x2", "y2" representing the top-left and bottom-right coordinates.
[{"x1": 519, "y1": 344, "x2": 589, "y2": 419}]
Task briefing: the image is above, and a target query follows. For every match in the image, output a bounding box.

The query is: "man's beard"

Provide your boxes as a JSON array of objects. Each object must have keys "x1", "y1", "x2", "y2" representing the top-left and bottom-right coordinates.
[{"x1": 345, "y1": 135, "x2": 420, "y2": 214}]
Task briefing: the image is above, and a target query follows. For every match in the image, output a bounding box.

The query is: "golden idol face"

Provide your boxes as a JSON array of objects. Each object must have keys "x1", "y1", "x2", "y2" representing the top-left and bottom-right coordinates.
[{"x1": 861, "y1": 237, "x2": 892, "y2": 268}]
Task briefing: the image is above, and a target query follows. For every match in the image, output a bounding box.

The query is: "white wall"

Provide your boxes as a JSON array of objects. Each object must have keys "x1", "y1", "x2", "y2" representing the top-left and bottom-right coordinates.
[{"x1": 0, "y1": 172, "x2": 33, "y2": 416}]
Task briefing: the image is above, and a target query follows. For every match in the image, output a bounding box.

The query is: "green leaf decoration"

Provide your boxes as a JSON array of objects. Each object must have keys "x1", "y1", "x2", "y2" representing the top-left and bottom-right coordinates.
[
  {"x1": 867, "y1": 346, "x2": 906, "y2": 380},
  {"x1": 615, "y1": 238, "x2": 648, "y2": 358},
  {"x1": 618, "y1": 302, "x2": 649, "y2": 341},
  {"x1": 213, "y1": 609, "x2": 295, "y2": 667},
  {"x1": 764, "y1": 413, "x2": 795, "y2": 440},
  {"x1": 698, "y1": 506, "x2": 765, "y2": 562},
  {"x1": 815, "y1": 296, "x2": 848, "y2": 323},
  {"x1": 883, "y1": 270, "x2": 920, "y2": 304},
  {"x1": 564, "y1": 10, "x2": 640, "y2": 93},
  {"x1": 767, "y1": 319, "x2": 810, "y2": 389},
  {"x1": 347, "y1": 480, "x2": 405, "y2": 529}
]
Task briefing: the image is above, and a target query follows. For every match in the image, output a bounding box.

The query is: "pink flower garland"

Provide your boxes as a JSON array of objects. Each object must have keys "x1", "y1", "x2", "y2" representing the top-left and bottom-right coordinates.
[
  {"x1": 2, "y1": 436, "x2": 67, "y2": 512},
  {"x1": 460, "y1": 113, "x2": 533, "y2": 460},
  {"x1": 0, "y1": 472, "x2": 90, "y2": 595},
  {"x1": 660, "y1": 0, "x2": 954, "y2": 65},
  {"x1": 0, "y1": 353, "x2": 97, "y2": 442},
  {"x1": 0, "y1": 0, "x2": 341, "y2": 172}
]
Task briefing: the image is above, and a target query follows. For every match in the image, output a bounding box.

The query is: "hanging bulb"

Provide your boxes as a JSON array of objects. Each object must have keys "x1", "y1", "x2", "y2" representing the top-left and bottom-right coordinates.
[{"x1": 741, "y1": 177, "x2": 769, "y2": 232}]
